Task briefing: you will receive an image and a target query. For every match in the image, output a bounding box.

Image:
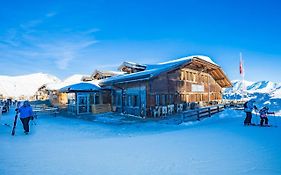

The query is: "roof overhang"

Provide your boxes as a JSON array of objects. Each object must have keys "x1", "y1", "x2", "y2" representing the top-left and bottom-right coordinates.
[
  {"x1": 59, "y1": 82, "x2": 101, "y2": 93},
  {"x1": 188, "y1": 57, "x2": 232, "y2": 88}
]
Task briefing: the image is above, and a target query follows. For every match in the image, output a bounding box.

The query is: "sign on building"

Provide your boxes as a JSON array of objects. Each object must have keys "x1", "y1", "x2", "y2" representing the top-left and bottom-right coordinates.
[{"x1": 191, "y1": 84, "x2": 204, "y2": 92}]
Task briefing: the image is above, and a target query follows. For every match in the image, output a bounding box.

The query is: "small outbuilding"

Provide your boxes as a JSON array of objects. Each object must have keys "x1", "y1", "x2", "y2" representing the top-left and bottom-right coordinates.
[{"x1": 59, "y1": 82, "x2": 111, "y2": 115}]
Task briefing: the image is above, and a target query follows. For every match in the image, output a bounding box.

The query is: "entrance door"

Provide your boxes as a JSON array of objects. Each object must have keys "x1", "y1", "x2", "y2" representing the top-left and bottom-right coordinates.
[{"x1": 77, "y1": 93, "x2": 89, "y2": 114}]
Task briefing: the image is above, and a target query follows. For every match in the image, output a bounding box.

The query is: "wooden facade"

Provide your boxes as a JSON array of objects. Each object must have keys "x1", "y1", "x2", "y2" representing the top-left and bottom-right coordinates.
[
  {"x1": 35, "y1": 85, "x2": 68, "y2": 107},
  {"x1": 101, "y1": 56, "x2": 232, "y2": 118}
]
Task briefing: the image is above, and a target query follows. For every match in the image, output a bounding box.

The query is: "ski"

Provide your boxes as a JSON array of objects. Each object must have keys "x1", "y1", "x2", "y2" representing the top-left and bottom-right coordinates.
[
  {"x1": 11, "y1": 111, "x2": 19, "y2": 136},
  {"x1": 258, "y1": 124, "x2": 278, "y2": 128},
  {"x1": 244, "y1": 124, "x2": 278, "y2": 128}
]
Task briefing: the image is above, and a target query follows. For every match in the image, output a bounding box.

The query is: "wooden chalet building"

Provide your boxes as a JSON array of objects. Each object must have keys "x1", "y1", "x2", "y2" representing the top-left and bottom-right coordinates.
[{"x1": 99, "y1": 55, "x2": 232, "y2": 118}]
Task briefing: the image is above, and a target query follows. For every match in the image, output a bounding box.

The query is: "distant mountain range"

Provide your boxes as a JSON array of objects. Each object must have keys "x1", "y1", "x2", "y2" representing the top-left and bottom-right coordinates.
[
  {"x1": 223, "y1": 80, "x2": 281, "y2": 114},
  {"x1": 0, "y1": 73, "x2": 86, "y2": 98},
  {"x1": 223, "y1": 80, "x2": 281, "y2": 99}
]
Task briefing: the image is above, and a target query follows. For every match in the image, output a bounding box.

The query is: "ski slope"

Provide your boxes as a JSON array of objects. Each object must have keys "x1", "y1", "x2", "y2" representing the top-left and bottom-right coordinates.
[
  {"x1": 0, "y1": 109, "x2": 281, "y2": 175},
  {"x1": 0, "y1": 73, "x2": 88, "y2": 99},
  {"x1": 0, "y1": 73, "x2": 60, "y2": 98}
]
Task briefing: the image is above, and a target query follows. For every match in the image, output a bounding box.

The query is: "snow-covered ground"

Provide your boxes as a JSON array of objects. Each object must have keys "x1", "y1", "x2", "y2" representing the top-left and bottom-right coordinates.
[{"x1": 0, "y1": 109, "x2": 281, "y2": 175}]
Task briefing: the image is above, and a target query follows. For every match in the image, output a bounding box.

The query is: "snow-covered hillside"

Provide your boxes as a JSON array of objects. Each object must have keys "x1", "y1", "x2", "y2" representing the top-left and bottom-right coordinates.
[
  {"x1": 0, "y1": 73, "x2": 89, "y2": 99},
  {"x1": 44, "y1": 74, "x2": 88, "y2": 91},
  {"x1": 0, "y1": 73, "x2": 61, "y2": 98}
]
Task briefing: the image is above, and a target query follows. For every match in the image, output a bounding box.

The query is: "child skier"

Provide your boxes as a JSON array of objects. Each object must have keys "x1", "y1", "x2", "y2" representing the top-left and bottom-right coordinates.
[
  {"x1": 259, "y1": 106, "x2": 275, "y2": 126},
  {"x1": 244, "y1": 99, "x2": 258, "y2": 125}
]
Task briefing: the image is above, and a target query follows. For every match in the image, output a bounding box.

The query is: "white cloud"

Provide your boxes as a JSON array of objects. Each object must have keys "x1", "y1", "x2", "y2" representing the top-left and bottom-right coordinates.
[
  {"x1": 39, "y1": 39, "x2": 97, "y2": 70},
  {"x1": 55, "y1": 51, "x2": 74, "y2": 70}
]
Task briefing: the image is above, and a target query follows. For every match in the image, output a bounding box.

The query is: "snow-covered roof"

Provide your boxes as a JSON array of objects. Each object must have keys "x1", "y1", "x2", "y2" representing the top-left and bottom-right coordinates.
[
  {"x1": 118, "y1": 61, "x2": 147, "y2": 71},
  {"x1": 59, "y1": 81, "x2": 101, "y2": 93},
  {"x1": 63, "y1": 74, "x2": 88, "y2": 83},
  {"x1": 100, "y1": 55, "x2": 219, "y2": 85},
  {"x1": 92, "y1": 70, "x2": 125, "y2": 76},
  {"x1": 158, "y1": 55, "x2": 217, "y2": 66},
  {"x1": 44, "y1": 82, "x2": 73, "y2": 91}
]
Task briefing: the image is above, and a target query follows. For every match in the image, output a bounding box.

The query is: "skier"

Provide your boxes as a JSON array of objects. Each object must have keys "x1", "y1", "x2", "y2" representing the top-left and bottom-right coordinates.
[
  {"x1": 16, "y1": 101, "x2": 33, "y2": 134},
  {"x1": 259, "y1": 106, "x2": 275, "y2": 126},
  {"x1": 243, "y1": 99, "x2": 258, "y2": 125}
]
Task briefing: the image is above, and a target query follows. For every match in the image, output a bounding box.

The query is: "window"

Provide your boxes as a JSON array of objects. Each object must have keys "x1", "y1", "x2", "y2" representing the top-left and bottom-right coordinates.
[
  {"x1": 180, "y1": 94, "x2": 185, "y2": 102},
  {"x1": 169, "y1": 94, "x2": 174, "y2": 104},
  {"x1": 155, "y1": 95, "x2": 160, "y2": 106},
  {"x1": 94, "y1": 94, "x2": 100, "y2": 104},
  {"x1": 127, "y1": 95, "x2": 132, "y2": 106},
  {"x1": 161, "y1": 94, "x2": 166, "y2": 106},
  {"x1": 188, "y1": 72, "x2": 192, "y2": 81},
  {"x1": 175, "y1": 94, "x2": 179, "y2": 103},
  {"x1": 193, "y1": 73, "x2": 197, "y2": 82},
  {"x1": 116, "y1": 94, "x2": 121, "y2": 106},
  {"x1": 68, "y1": 93, "x2": 76, "y2": 105},
  {"x1": 185, "y1": 94, "x2": 189, "y2": 102},
  {"x1": 180, "y1": 71, "x2": 184, "y2": 80},
  {"x1": 132, "y1": 95, "x2": 138, "y2": 107}
]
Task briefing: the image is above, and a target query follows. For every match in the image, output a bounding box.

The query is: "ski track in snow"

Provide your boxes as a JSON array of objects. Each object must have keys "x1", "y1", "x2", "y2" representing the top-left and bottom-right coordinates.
[{"x1": 0, "y1": 109, "x2": 281, "y2": 175}]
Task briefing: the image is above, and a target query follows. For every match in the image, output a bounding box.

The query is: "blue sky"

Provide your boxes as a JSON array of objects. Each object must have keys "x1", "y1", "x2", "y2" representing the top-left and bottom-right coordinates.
[{"x1": 0, "y1": 0, "x2": 281, "y2": 82}]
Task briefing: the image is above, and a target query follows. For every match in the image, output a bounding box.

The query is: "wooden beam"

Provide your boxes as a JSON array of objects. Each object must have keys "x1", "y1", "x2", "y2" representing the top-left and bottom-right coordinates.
[{"x1": 214, "y1": 78, "x2": 225, "y2": 81}]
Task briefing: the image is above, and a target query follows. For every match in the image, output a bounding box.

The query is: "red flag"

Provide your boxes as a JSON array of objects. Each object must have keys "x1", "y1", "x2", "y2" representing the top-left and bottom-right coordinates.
[{"x1": 239, "y1": 53, "x2": 244, "y2": 76}]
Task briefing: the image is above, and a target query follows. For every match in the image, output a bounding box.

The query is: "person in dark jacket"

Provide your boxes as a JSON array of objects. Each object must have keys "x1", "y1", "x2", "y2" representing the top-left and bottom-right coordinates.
[
  {"x1": 16, "y1": 101, "x2": 33, "y2": 134},
  {"x1": 259, "y1": 106, "x2": 274, "y2": 126},
  {"x1": 244, "y1": 100, "x2": 258, "y2": 125}
]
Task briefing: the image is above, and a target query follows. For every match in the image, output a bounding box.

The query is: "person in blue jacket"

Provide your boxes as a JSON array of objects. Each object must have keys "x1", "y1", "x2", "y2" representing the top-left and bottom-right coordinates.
[
  {"x1": 244, "y1": 99, "x2": 258, "y2": 125},
  {"x1": 16, "y1": 101, "x2": 33, "y2": 134}
]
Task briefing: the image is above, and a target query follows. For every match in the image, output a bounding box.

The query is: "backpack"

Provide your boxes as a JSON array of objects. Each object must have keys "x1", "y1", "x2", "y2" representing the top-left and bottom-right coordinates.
[{"x1": 243, "y1": 102, "x2": 248, "y2": 109}]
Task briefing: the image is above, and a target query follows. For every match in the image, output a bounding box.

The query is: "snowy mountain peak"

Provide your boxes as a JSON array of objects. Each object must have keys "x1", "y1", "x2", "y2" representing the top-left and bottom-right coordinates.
[
  {"x1": 226, "y1": 80, "x2": 281, "y2": 94},
  {"x1": 0, "y1": 73, "x2": 61, "y2": 98}
]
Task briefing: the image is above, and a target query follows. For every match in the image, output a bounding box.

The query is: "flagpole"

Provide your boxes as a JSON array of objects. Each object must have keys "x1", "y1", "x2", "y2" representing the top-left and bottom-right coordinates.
[{"x1": 240, "y1": 52, "x2": 245, "y2": 102}]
